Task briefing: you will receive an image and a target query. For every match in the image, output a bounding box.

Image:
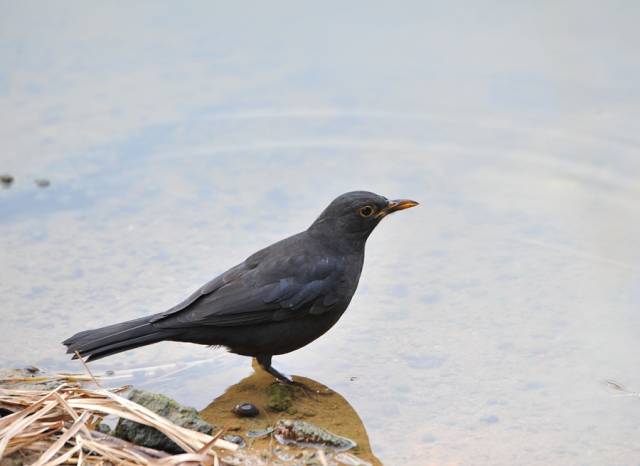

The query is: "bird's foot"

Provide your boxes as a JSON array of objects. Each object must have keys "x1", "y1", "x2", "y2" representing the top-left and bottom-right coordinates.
[
  {"x1": 256, "y1": 355, "x2": 318, "y2": 398},
  {"x1": 255, "y1": 355, "x2": 334, "y2": 398},
  {"x1": 278, "y1": 378, "x2": 316, "y2": 398},
  {"x1": 270, "y1": 370, "x2": 317, "y2": 398},
  {"x1": 280, "y1": 377, "x2": 334, "y2": 400}
]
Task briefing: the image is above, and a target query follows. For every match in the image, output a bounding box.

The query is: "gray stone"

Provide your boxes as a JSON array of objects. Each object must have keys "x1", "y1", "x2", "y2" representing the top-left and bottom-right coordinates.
[
  {"x1": 273, "y1": 419, "x2": 356, "y2": 452},
  {"x1": 223, "y1": 434, "x2": 246, "y2": 448},
  {"x1": 114, "y1": 388, "x2": 214, "y2": 453}
]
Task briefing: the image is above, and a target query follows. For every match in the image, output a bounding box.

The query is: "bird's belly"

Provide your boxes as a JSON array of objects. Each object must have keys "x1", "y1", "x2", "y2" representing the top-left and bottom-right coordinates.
[{"x1": 178, "y1": 311, "x2": 344, "y2": 357}]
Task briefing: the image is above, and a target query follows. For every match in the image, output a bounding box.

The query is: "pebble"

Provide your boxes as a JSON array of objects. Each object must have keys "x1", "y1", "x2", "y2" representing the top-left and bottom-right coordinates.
[
  {"x1": 0, "y1": 174, "x2": 13, "y2": 187},
  {"x1": 232, "y1": 402, "x2": 259, "y2": 418},
  {"x1": 223, "y1": 434, "x2": 246, "y2": 448}
]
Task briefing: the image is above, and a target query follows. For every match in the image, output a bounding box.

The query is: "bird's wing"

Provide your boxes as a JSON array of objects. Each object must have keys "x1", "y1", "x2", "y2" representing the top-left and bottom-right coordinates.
[{"x1": 152, "y1": 253, "x2": 341, "y2": 328}]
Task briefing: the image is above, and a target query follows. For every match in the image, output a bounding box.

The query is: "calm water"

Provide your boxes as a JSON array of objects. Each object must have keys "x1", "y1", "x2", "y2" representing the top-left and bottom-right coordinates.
[{"x1": 2, "y1": 2, "x2": 640, "y2": 464}]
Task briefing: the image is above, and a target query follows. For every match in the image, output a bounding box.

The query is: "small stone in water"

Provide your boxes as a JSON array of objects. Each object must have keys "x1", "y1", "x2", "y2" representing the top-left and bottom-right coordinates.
[
  {"x1": 35, "y1": 178, "x2": 50, "y2": 188},
  {"x1": 0, "y1": 174, "x2": 13, "y2": 186},
  {"x1": 232, "y1": 402, "x2": 259, "y2": 418},
  {"x1": 114, "y1": 389, "x2": 214, "y2": 453},
  {"x1": 223, "y1": 434, "x2": 246, "y2": 448}
]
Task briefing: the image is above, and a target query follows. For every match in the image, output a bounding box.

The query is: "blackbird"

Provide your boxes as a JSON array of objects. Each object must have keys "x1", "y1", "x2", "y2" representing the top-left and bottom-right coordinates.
[{"x1": 63, "y1": 191, "x2": 418, "y2": 383}]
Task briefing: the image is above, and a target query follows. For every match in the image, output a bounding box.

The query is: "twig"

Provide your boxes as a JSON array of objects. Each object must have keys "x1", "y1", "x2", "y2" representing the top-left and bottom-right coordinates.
[{"x1": 74, "y1": 351, "x2": 101, "y2": 388}]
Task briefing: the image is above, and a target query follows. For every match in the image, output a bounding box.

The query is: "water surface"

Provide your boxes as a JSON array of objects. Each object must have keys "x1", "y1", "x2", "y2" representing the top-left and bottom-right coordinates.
[{"x1": 2, "y1": 2, "x2": 640, "y2": 464}]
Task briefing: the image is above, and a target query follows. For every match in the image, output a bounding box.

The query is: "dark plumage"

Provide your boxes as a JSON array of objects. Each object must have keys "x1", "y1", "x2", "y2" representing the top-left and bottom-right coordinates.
[{"x1": 63, "y1": 191, "x2": 418, "y2": 382}]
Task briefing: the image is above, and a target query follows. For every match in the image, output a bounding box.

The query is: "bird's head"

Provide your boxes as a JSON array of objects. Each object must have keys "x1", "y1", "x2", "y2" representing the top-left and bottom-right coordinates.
[{"x1": 309, "y1": 191, "x2": 418, "y2": 243}]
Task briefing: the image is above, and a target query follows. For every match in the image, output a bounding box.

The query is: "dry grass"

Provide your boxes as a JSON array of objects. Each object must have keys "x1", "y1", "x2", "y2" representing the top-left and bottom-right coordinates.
[{"x1": 0, "y1": 381, "x2": 238, "y2": 465}]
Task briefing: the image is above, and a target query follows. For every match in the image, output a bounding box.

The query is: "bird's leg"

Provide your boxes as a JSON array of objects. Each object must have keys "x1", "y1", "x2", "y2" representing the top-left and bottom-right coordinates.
[
  {"x1": 256, "y1": 354, "x2": 294, "y2": 384},
  {"x1": 256, "y1": 355, "x2": 320, "y2": 398}
]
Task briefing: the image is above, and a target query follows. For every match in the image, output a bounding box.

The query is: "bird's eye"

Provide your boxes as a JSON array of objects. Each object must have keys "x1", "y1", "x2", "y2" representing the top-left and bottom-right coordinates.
[{"x1": 359, "y1": 205, "x2": 374, "y2": 217}]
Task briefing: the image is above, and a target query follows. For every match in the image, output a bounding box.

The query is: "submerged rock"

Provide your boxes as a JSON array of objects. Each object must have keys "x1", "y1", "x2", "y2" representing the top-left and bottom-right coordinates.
[
  {"x1": 200, "y1": 360, "x2": 382, "y2": 465},
  {"x1": 273, "y1": 419, "x2": 356, "y2": 452},
  {"x1": 34, "y1": 178, "x2": 50, "y2": 188},
  {"x1": 114, "y1": 389, "x2": 214, "y2": 453}
]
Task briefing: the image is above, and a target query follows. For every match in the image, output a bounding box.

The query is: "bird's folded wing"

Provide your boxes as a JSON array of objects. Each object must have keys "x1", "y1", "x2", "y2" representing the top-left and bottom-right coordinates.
[{"x1": 152, "y1": 254, "x2": 340, "y2": 328}]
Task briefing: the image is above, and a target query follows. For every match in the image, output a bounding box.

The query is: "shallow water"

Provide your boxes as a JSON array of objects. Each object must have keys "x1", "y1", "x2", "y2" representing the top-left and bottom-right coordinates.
[{"x1": 2, "y1": 2, "x2": 640, "y2": 464}]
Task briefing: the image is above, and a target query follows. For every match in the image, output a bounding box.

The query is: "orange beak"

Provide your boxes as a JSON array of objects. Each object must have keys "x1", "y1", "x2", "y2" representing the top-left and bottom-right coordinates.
[{"x1": 377, "y1": 199, "x2": 419, "y2": 218}]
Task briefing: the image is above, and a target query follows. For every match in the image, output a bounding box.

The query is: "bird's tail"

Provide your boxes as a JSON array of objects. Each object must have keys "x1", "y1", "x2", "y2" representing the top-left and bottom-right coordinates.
[{"x1": 63, "y1": 316, "x2": 177, "y2": 362}]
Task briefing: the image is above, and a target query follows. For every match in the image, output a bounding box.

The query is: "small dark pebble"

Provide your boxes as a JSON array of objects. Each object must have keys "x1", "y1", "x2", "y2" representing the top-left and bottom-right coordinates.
[
  {"x1": 105, "y1": 370, "x2": 115, "y2": 376},
  {"x1": 35, "y1": 178, "x2": 50, "y2": 188},
  {"x1": 233, "y1": 402, "x2": 259, "y2": 418},
  {"x1": 0, "y1": 174, "x2": 13, "y2": 186},
  {"x1": 24, "y1": 366, "x2": 40, "y2": 374},
  {"x1": 223, "y1": 434, "x2": 246, "y2": 448}
]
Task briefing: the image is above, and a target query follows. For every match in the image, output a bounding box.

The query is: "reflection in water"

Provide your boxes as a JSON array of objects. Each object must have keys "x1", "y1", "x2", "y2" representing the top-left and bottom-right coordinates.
[{"x1": 200, "y1": 360, "x2": 381, "y2": 466}]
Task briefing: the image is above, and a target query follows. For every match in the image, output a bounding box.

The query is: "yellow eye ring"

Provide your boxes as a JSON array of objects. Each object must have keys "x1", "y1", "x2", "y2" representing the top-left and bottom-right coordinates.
[{"x1": 359, "y1": 205, "x2": 374, "y2": 217}]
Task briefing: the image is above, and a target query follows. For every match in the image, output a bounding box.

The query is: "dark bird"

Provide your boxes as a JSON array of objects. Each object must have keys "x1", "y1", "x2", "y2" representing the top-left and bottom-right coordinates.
[{"x1": 63, "y1": 191, "x2": 418, "y2": 383}]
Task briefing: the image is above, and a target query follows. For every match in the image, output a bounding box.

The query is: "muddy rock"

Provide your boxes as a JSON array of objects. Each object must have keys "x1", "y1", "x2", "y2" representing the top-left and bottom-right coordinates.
[
  {"x1": 200, "y1": 360, "x2": 382, "y2": 465},
  {"x1": 114, "y1": 388, "x2": 214, "y2": 453}
]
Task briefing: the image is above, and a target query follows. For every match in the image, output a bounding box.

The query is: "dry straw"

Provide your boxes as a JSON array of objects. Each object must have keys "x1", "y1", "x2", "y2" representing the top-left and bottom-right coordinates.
[{"x1": 0, "y1": 379, "x2": 238, "y2": 465}]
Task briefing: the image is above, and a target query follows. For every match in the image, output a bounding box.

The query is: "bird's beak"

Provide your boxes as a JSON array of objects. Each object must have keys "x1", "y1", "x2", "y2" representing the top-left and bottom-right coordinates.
[{"x1": 377, "y1": 199, "x2": 419, "y2": 218}]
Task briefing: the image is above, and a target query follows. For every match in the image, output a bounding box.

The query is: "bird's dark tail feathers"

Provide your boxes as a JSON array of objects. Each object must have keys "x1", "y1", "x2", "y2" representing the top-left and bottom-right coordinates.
[{"x1": 63, "y1": 316, "x2": 177, "y2": 362}]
